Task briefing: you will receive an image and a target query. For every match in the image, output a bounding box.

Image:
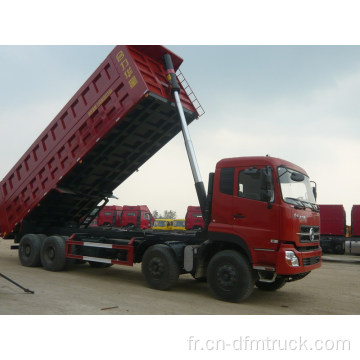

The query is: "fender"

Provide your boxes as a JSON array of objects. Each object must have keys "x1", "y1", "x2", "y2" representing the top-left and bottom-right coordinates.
[
  {"x1": 193, "y1": 231, "x2": 253, "y2": 279},
  {"x1": 207, "y1": 231, "x2": 252, "y2": 262}
]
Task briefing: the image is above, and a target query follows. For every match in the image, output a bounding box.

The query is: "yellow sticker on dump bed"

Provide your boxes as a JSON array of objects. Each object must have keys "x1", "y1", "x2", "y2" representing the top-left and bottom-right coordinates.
[
  {"x1": 116, "y1": 50, "x2": 138, "y2": 90},
  {"x1": 88, "y1": 88, "x2": 113, "y2": 117}
]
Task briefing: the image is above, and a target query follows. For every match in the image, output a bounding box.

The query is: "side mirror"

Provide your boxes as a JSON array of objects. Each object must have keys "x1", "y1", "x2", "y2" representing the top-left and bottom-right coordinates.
[
  {"x1": 243, "y1": 167, "x2": 259, "y2": 175},
  {"x1": 290, "y1": 172, "x2": 305, "y2": 182},
  {"x1": 261, "y1": 189, "x2": 274, "y2": 202},
  {"x1": 260, "y1": 167, "x2": 273, "y2": 190},
  {"x1": 260, "y1": 167, "x2": 274, "y2": 205},
  {"x1": 311, "y1": 181, "x2": 317, "y2": 201}
]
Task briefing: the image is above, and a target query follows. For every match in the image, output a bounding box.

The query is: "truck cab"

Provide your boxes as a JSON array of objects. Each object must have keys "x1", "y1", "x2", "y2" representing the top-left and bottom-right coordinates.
[
  {"x1": 185, "y1": 206, "x2": 205, "y2": 230},
  {"x1": 97, "y1": 205, "x2": 123, "y2": 227},
  {"x1": 121, "y1": 205, "x2": 153, "y2": 230},
  {"x1": 202, "y1": 156, "x2": 321, "y2": 285}
]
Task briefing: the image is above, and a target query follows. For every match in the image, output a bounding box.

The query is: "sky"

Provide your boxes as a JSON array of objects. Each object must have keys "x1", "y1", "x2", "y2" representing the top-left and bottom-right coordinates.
[{"x1": 1, "y1": 45, "x2": 360, "y2": 220}]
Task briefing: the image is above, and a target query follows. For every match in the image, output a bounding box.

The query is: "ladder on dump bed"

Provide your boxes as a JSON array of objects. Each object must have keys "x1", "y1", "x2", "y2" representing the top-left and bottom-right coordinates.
[{"x1": 176, "y1": 69, "x2": 205, "y2": 118}]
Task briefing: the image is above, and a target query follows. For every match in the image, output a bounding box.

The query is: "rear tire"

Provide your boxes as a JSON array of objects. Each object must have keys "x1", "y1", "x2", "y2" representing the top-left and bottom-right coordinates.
[
  {"x1": 19, "y1": 234, "x2": 43, "y2": 267},
  {"x1": 142, "y1": 244, "x2": 179, "y2": 290},
  {"x1": 255, "y1": 277, "x2": 287, "y2": 291},
  {"x1": 207, "y1": 250, "x2": 255, "y2": 302},
  {"x1": 40, "y1": 236, "x2": 67, "y2": 271}
]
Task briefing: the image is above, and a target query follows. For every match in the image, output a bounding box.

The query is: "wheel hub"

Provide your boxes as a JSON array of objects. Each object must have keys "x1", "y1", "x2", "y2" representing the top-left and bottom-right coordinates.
[
  {"x1": 47, "y1": 247, "x2": 55, "y2": 260},
  {"x1": 149, "y1": 256, "x2": 164, "y2": 279},
  {"x1": 25, "y1": 245, "x2": 31, "y2": 257},
  {"x1": 217, "y1": 265, "x2": 237, "y2": 289}
]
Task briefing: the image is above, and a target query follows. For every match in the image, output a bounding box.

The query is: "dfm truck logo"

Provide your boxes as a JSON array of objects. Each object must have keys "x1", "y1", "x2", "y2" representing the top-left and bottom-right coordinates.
[
  {"x1": 294, "y1": 213, "x2": 307, "y2": 221},
  {"x1": 309, "y1": 227, "x2": 316, "y2": 242}
]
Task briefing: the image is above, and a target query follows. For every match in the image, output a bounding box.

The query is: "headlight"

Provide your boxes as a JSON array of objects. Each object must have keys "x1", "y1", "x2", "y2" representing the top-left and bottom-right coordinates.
[{"x1": 285, "y1": 251, "x2": 299, "y2": 267}]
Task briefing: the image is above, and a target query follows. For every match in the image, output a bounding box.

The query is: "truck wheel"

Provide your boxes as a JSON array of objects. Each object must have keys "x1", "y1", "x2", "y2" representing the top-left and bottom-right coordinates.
[
  {"x1": 141, "y1": 244, "x2": 179, "y2": 290},
  {"x1": 19, "y1": 234, "x2": 43, "y2": 267},
  {"x1": 40, "y1": 236, "x2": 66, "y2": 271},
  {"x1": 334, "y1": 243, "x2": 345, "y2": 255},
  {"x1": 255, "y1": 277, "x2": 287, "y2": 291},
  {"x1": 207, "y1": 250, "x2": 255, "y2": 302}
]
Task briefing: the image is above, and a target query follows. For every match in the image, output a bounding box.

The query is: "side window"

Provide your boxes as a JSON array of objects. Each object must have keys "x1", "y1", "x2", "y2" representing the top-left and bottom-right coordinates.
[
  {"x1": 238, "y1": 167, "x2": 274, "y2": 202},
  {"x1": 219, "y1": 167, "x2": 234, "y2": 195}
]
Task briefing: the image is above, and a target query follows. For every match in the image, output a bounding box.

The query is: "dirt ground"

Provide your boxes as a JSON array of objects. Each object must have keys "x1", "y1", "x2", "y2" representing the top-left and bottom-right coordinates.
[{"x1": 1, "y1": 239, "x2": 359, "y2": 315}]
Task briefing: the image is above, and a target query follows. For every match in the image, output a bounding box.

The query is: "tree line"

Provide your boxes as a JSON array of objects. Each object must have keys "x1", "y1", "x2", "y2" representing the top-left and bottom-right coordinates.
[{"x1": 152, "y1": 210, "x2": 177, "y2": 219}]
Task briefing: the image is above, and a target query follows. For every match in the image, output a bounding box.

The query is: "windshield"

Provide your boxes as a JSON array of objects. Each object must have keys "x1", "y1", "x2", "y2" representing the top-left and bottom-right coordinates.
[{"x1": 278, "y1": 167, "x2": 318, "y2": 210}]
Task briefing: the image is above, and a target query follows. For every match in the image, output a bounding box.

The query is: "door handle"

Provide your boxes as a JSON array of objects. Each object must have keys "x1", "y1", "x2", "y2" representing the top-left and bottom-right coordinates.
[{"x1": 234, "y1": 214, "x2": 245, "y2": 218}]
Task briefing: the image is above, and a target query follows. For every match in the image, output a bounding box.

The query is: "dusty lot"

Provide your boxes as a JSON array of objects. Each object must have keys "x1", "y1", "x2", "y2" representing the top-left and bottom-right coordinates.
[{"x1": 1, "y1": 239, "x2": 359, "y2": 315}]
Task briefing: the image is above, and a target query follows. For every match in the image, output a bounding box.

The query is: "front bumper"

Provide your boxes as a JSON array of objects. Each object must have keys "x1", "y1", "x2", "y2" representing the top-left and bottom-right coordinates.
[{"x1": 276, "y1": 243, "x2": 322, "y2": 275}]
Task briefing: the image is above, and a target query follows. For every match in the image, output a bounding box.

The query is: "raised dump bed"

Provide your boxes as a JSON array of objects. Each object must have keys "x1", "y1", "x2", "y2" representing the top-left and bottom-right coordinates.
[{"x1": 0, "y1": 46, "x2": 200, "y2": 240}]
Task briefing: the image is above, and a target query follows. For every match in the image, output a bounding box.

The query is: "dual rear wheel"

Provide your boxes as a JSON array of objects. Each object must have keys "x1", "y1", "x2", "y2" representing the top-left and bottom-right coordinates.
[{"x1": 19, "y1": 234, "x2": 68, "y2": 271}]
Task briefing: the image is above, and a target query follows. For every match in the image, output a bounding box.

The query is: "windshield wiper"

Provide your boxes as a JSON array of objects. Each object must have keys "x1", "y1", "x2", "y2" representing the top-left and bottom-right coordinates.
[
  {"x1": 285, "y1": 197, "x2": 306, "y2": 209},
  {"x1": 286, "y1": 197, "x2": 320, "y2": 212},
  {"x1": 301, "y1": 200, "x2": 320, "y2": 212}
]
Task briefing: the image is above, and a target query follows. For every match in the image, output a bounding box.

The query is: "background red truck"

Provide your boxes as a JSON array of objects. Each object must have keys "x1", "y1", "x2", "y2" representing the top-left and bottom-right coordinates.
[
  {"x1": 319, "y1": 204, "x2": 346, "y2": 254},
  {"x1": 94, "y1": 205, "x2": 153, "y2": 229},
  {"x1": 351, "y1": 205, "x2": 360, "y2": 238},
  {"x1": 120, "y1": 205, "x2": 153, "y2": 229},
  {"x1": 97, "y1": 205, "x2": 123, "y2": 227},
  {"x1": 185, "y1": 206, "x2": 204, "y2": 230},
  {"x1": 347, "y1": 205, "x2": 360, "y2": 255}
]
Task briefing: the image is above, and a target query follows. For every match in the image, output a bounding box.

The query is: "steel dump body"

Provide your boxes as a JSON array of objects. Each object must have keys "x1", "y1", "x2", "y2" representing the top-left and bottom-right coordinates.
[
  {"x1": 0, "y1": 46, "x2": 198, "y2": 240},
  {"x1": 319, "y1": 205, "x2": 346, "y2": 236},
  {"x1": 319, "y1": 204, "x2": 346, "y2": 254},
  {"x1": 351, "y1": 205, "x2": 360, "y2": 237}
]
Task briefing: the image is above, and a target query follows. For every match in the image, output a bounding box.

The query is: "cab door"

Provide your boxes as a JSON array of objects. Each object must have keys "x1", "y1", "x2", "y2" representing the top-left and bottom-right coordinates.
[{"x1": 232, "y1": 166, "x2": 280, "y2": 251}]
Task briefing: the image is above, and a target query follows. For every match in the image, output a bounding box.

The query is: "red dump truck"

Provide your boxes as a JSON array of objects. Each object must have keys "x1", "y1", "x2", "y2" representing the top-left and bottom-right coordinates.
[
  {"x1": 319, "y1": 204, "x2": 346, "y2": 254},
  {"x1": 0, "y1": 45, "x2": 321, "y2": 302}
]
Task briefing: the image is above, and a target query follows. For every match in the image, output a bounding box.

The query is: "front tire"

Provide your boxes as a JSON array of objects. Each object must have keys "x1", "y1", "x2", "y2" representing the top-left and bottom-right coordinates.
[
  {"x1": 40, "y1": 236, "x2": 66, "y2": 271},
  {"x1": 141, "y1": 244, "x2": 179, "y2": 290},
  {"x1": 207, "y1": 250, "x2": 255, "y2": 302}
]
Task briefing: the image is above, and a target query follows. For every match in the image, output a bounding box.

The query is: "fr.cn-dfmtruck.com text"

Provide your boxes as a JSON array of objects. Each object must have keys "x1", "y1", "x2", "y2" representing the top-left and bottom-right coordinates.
[{"x1": 187, "y1": 336, "x2": 351, "y2": 352}]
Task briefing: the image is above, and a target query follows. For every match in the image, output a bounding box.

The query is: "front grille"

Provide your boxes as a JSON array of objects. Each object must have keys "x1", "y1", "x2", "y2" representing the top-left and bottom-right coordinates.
[
  {"x1": 298, "y1": 225, "x2": 320, "y2": 243},
  {"x1": 296, "y1": 245, "x2": 320, "y2": 252},
  {"x1": 302, "y1": 256, "x2": 321, "y2": 266}
]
